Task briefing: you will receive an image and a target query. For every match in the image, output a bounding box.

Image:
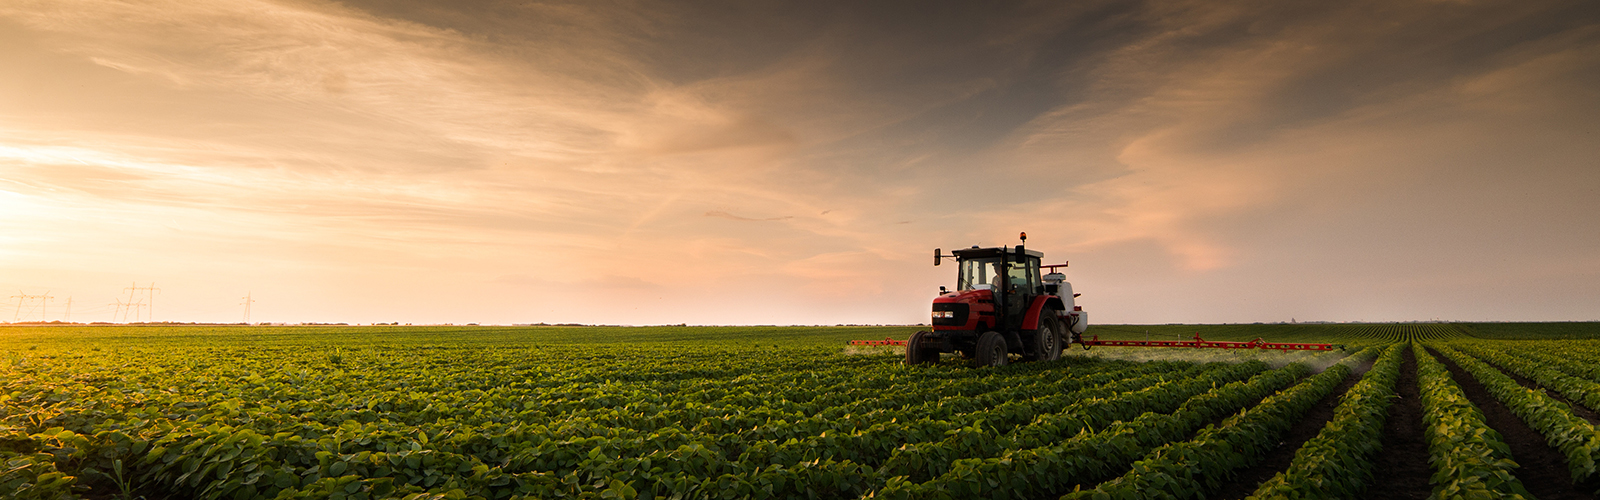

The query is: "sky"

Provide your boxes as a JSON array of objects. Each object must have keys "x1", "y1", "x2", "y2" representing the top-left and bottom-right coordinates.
[{"x1": 1, "y1": 0, "x2": 1597, "y2": 326}]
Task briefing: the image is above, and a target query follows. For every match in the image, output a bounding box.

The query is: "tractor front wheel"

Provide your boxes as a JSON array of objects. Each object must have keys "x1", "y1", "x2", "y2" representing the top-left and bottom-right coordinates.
[
  {"x1": 905, "y1": 330, "x2": 938, "y2": 365},
  {"x1": 975, "y1": 331, "x2": 1009, "y2": 367}
]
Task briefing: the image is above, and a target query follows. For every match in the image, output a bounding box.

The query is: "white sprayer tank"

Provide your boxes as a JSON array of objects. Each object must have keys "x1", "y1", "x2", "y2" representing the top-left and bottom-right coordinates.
[{"x1": 1045, "y1": 274, "x2": 1089, "y2": 334}]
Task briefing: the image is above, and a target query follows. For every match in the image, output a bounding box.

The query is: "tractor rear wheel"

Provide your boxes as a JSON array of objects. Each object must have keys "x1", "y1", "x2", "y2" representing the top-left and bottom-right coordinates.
[
  {"x1": 1036, "y1": 312, "x2": 1064, "y2": 362},
  {"x1": 975, "y1": 331, "x2": 1009, "y2": 367},
  {"x1": 905, "y1": 330, "x2": 938, "y2": 365}
]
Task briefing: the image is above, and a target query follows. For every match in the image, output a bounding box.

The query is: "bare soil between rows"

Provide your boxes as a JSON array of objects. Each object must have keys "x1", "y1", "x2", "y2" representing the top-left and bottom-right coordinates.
[
  {"x1": 1431, "y1": 347, "x2": 1598, "y2": 500},
  {"x1": 1478, "y1": 354, "x2": 1600, "y2": 426},
  {"x1": 1214, "y1": 359, "x2": 1366, "y2": 499},
  {"x1": 1045, "y1": 366, "x2": 1296, "y2": 497},
  {"x1": 1365, "y1": 347, "x2": 1432, "y2": 500}
]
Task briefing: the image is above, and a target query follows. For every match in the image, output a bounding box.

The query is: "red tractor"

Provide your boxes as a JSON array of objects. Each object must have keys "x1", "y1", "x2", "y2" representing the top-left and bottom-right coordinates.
[
  {"x1": 859, "y1": 233, "x2": 1335, "y2": 362},
  {"x1": 907, "y1": 232, "x2": 1087, "y2": 367}
]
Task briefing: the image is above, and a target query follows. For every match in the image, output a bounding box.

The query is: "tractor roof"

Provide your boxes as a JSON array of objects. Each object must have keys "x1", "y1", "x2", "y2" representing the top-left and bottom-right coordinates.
[{"x1": 952, "y1": 246, "x2": 1044, "y2": 260}]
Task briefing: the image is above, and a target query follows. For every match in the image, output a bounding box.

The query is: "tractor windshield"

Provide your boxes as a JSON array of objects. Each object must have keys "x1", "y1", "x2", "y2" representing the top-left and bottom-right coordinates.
[
  {"x1": 958, "y1": 258, "x2": 1037, "y2": 291},
  {"x1": 958, "y1": 259, "x2": 1001, "y2": 291}
]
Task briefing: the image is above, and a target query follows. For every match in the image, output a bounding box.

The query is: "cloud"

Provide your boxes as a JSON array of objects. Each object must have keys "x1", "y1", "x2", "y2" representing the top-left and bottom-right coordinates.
[
  {"x1": 989, "y1": 0, "x2": 1600, "y2": 274},
  {"x1": 627, "y1": 90, "x2": 799, "y2": 155},
  {"x1": 489, "y1": 274, "x2": 553, "y2": 287},
  {"x1": 780, "y1": 251, "x2": 896, "y2": 296},
  {"x1": 3, "y1": 0, "x2": 635, "y2": 172},
  {"x1": 0, "y1": 0, "x2": 1595, "y2": 324},
  {"x1": 704, "y1": 211, "x2": 794, "y2": 222},
  {"x1": 492, "y1": 273, "x2": 658, "y2": 291}
]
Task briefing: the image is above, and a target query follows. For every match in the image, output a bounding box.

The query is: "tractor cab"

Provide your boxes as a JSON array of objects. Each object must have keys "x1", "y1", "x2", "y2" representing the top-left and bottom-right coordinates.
[
  {"x1": 909, "y1": 232, "x2": 1088, "y2": 367},
  {"x1": 950, "y1": 247, "x2": 1041, "y2": 324},
  {"x1": 955, "y1": 247, "x2": 1039, "y2": 294}
]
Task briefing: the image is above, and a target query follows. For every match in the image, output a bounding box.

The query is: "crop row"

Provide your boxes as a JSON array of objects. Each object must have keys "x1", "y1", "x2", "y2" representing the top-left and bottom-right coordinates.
[
  {"x1": 492, "y1": 361, "x2": 1263, "y2": 499},
  {"x1": 1348, "y1": 324, "x2": 1460, "y2": 342},
  {"x1": 1501, "y1": 343, "x2": 1600, "y2": 381},
  {"x1": 1246, "y1": 343, "x2": 1405, "y2": 499},
  {"x1": 1412, "y1": 343, "x2": 1533, "y2": 499},
  {"x1": 0, "y1": 449, "x2": 76, "y2": 500},
  {"x1": 1434, "y1": 345, "x2": 1600, "y2": 484},
  {"x1": 12, "y1": 349, "x2": 1160, "y2": 441},
  {"x1": 565, "y1": 362, "x2": 1215, "y2": 482},
  {"x1": 1458, "y1": 342, "x2": 1600, "y2": 413},
  {"x1": 4, "y1": 345, "x2": 1266, "y2": 500},
  {"x1": 1062, "y1": 346, "x2": 1378, "y2": 500},
  {"x1": 7, "y1": 349, "x2": 1130, "y2": 438},
  {"x1": 874, "y1": 361, "x2": 1268, "y2": 481},
  {"x1": 3, "y1": 327, "x2": 1420, "y2": 500},
  {"x1": 874, "y1": 359, "x2": 1331, "y2": 499}
]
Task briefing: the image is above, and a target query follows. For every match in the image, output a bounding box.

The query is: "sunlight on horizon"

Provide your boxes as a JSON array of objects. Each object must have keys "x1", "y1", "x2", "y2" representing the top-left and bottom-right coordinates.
[{"x1": 2, "y1": 0, "x2": 1597, "y2": 325}]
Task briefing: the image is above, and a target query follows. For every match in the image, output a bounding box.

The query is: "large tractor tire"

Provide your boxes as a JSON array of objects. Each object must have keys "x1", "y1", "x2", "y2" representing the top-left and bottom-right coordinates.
[
  {"x1": 975, "y1": 331, "x2": 1009, "y2": 367},
  {"x1": 1036, "y1": 311, "x2": 1065, "y2": 362},
  {"x1": 905, "y1": 330, "x2": 939, "y2": 365}
]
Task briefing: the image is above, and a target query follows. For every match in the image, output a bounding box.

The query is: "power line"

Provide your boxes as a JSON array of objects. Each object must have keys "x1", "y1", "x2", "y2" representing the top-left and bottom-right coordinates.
[
  {"x1": 241, "y1": 292, "x2": 256, "y2": 324},
  {"x1": 122, "y1": 283, "x2": 137, "y2": 322},
  {"x1": 108, "y1": 296, "x2": 144, "y2": 323},
  {"x1": 10, "y1": 291, "x2": 53, "y2": 322},
  {"x1": 144, "y1": 283, "x2": 160, "y2": 321},
  {"x1": 123, "y1": 282, "x2": 160, "y2": 322},
  {"x1": 109, "y1": 297, "x2": 145, "y2": 323}
]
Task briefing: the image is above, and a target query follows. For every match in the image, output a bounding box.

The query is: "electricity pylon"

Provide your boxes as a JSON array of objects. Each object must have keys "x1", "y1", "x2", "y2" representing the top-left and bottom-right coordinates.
[
  {"x1": 241, "y1": 292, "x2": 256, "y2": 324},
  {"x1": 10, "y1": 291, "x2": 52, "y2": 322},
  {"x1": 123, "y1": 283, "x2": 160, "y2": 322}
]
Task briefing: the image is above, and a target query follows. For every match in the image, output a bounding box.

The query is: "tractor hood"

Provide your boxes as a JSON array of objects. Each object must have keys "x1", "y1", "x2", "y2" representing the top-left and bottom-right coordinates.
[
  {"x1": 931, "y1": 288, "x2": 995, "y2": 330},
  {"x1": 934, "y1": 288, "x2": 993, "y2": 304}
]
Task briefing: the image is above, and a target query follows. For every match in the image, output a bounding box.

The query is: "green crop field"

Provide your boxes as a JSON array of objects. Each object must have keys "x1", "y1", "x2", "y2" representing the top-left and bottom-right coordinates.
[{"x1": 4, "y1": 323, "x2": 1600, "y2": 499}]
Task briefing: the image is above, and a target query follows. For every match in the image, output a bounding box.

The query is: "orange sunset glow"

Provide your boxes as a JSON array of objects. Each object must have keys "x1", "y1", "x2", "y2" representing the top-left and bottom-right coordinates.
[{"x1": 2, "y1": 0, "x2": 1597, "y2": 325}]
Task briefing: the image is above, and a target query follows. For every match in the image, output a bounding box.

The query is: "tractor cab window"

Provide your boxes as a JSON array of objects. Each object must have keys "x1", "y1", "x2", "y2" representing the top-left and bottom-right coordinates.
[
  {"x1": 958, "y1": 258, "x2": 1001, "y2": 291},
  {"x1": 1009, "y1": 258, "x2": 1039, "y2": 292},
  {"x1": 958, "y1": 256, "x2": 1039, "y2": 292}
]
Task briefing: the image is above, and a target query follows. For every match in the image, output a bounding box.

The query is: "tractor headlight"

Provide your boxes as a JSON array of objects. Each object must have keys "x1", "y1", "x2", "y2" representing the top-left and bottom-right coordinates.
[{"x1": 930, "y1": 304, "x2": 967, "y2": 324}]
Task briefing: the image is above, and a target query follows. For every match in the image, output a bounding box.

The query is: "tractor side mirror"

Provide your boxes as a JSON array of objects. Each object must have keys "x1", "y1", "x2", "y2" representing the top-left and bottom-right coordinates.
[{"x1": 934, "y1": 248, "x2": 942, "y2": 266}]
